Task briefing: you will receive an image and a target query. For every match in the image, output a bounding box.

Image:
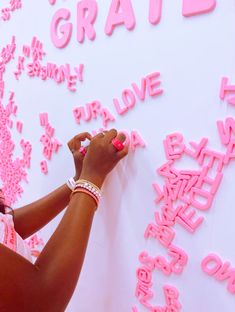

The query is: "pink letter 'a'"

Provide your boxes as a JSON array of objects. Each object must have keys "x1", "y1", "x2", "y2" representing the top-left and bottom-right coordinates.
[
  {"x1": 105, "y1": 0, "x2": 136, "y2": 36},
  {"x1": 50, "y1": 8, "x2": 72, "y2": 48},
  {"x1": 182, "y1": 0, "x2": 216, "y2": 17},
  {"x1": 77, "y1": 0, "x2": 98, "y2": 43}
]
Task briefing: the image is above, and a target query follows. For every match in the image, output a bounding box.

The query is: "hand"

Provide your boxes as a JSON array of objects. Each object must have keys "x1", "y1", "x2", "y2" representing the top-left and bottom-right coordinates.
[
  {"x1": 80, "y1": 129, "x2": 128, "y2": 188},
  {"x1": 67, "y1": 132, "x2": 92, "y2": 180}
]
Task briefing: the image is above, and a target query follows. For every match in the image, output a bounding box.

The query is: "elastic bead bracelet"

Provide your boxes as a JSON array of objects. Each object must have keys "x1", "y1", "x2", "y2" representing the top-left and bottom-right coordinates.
[
  {"x1": 66, "y1": 177, "x2": 76, "y2": 191},
  {"x1": 70, "y1": 188, "x2": 99, "y2": 208},
  {"x1": 75, "y1": 179, "x2": 102, "y2": 200}
]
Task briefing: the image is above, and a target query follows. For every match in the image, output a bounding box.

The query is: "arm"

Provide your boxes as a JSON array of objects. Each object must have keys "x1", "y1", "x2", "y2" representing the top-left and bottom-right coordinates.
[
  {"x1": 13, "y1": 132, "x2": 92, "y2": 240},
  {"x1": 0, "y1": 129, "x2": 128, "y2": 311},
  {"x1": 0, "y1": 189, "x2": 96, "y2": 312},
  {"x1": 13, "y1": 183, "x2": 72, "y2": 240}
]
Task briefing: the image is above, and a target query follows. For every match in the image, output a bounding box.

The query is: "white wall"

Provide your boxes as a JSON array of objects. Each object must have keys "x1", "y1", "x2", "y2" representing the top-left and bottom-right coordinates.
[{"x1": 1, "y1": 0, "x2": 235, "y2": 311}]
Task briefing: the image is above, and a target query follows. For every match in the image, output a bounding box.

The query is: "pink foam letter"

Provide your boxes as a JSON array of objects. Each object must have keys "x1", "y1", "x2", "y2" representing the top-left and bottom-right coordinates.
[
  {"x1": 182, "y1": 0, "x2": 216, "y2": 17},
  {"x1": 105, "y1": 0, "x2": 136, "y2": 36},
  {"x1": 77, "y1": 0, "x2": 97, "y2": 43},
  {"x1": 149, "y1": 0, "x2": 162, "y2": 25},
  {"x1": 201, "y1": 254, "x2": 222, "y2": 276},
  {"x1": 50, "y1": 8, "x2": 72, "y2": 48}
]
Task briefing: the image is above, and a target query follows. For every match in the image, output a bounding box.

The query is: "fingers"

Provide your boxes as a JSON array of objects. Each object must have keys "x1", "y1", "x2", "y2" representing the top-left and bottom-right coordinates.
[
  {"x1": 67, "y1": 132, "x2": 91, "y2": 153},
  {"x1": 74, "y1": 132, "x2": 92, "y2": 141},
  {"x1": 67, "y1": 139, "x2": 75, "y2": 153},
  {"x1": 115, "y1": 132, "x2": 126, "y2": 143},
  {"x1": 115, "y1": 133, "x2": 128, "y2": 159},
  {"x1": 103, "y1": 129, "x2": 118, "y2": 143},
  {"x1": 117, "y1": 145, "x2": 129, "y2": 159}
]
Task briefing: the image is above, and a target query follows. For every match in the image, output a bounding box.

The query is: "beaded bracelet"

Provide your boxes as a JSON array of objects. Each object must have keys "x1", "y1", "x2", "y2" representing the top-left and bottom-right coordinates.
[
  {"x1": 66, "y1": 177, "x2": 76, "y2": 191},
  {"x1": 70, "y1": 187, "x2": 99, "y2": 207},
  {"x1": 75, "y1": 179, "x2": 102, "y2": 200}
]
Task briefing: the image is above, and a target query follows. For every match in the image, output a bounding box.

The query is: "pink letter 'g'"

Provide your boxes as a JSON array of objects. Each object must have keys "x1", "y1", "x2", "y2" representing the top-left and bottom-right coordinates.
[{"x1": 50, "y1": 8, "x2": 72, "y2": 48}]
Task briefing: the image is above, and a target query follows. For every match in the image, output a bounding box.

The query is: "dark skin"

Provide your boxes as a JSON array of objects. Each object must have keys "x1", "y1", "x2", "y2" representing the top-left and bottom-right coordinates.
[
  {"x1": 13, "y1": 132, "x2": 92, "y2": 240},
  {"x1": 0, "y1": 129, "x2": 128, "y2": 312}
]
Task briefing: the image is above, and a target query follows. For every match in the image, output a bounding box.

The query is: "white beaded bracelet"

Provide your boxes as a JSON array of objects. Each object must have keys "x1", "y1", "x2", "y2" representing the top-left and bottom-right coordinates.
[
  {"x1": 75, "y1": 179, "x2": 102, "y2": 200},
  {"x1": 66, "y1": 177, "x2": 76, "y2": 191}
]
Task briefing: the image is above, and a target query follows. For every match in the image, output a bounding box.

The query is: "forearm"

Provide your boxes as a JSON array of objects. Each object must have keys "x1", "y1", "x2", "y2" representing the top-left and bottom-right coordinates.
[
  {"x1": 0, "y1": 192, "x2": 97, "y2": 312},
  {"x1": 34, "y1": 193, "x2": 96, "y2": 311},
  {"x1": 14, "y1": 183, "x2": 72, "y2": 239}
]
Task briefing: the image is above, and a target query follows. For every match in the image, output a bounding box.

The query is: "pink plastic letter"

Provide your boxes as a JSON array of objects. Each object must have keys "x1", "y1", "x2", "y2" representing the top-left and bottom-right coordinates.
[
  {"x1": 77, "y1": 0, "x2": 97, "y2": 43},
  {"x1": 105, "y1": 0, "x2": 136, "y2": 36},
  {"x1": 201, "y1": 254, "x2": 222, "y2": 276},
  {"x1": 50, "y1": 8, "x2": 72, "y2": 48},
  {"x1": 182, "y1": 0, "x2": 216, "y2": 17},
  {"x1": 149, "y1": 0, "x2": 162, "y2": 25}
]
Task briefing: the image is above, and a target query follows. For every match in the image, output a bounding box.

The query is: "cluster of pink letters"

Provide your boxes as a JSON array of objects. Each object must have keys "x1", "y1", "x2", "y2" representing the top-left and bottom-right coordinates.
[
  {"x1": 73, "y1": 72, "x2": 162, "y2": 128},
  {"x1": 133, "y1": 115, "x2": 235, "y2": 310},
  {"x1": 1, "y1": 0, "x2": 22, "y2": 22},
  {"x1": 39, "y1": 112, "x2": 62, "y2": 174},
  {"x1": 49, "y1": 0, "x2": 216, "y2": 48},
  {"x1": 0, "y1": 37, "x2": 32, "y2": 206},
  {"x1": 14, "y1": 36, "x2": 84, "y2": 93}
]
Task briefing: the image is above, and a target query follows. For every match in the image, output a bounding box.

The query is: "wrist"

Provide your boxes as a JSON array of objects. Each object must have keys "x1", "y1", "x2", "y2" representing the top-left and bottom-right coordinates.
[{"x1": 79, "y1": 172, "x2": 105, "y2": 189}]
